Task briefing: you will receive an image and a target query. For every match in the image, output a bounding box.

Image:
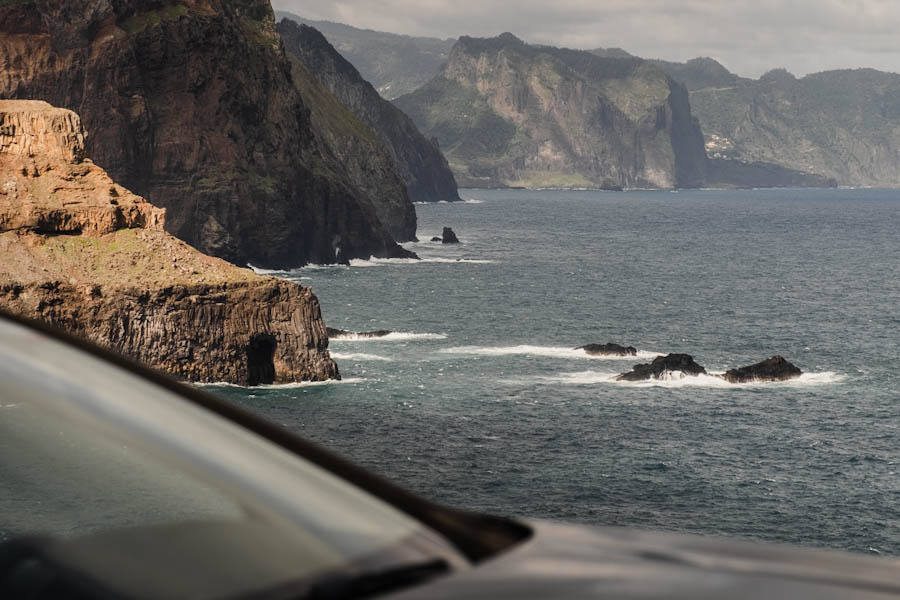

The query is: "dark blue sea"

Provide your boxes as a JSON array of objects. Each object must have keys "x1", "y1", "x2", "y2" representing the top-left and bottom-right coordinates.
[{"x1": 212, "y1": 188, "x2": 900, "y2": 556}]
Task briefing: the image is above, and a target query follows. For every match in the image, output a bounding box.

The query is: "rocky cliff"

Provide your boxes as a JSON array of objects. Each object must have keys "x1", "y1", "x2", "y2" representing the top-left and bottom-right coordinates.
[
  {"x1": 394, "y1": 34, "x2": 708, "y2": 190},
  {"x1": 279, "y1": 21, "x2": 460, "y2": 206},
  {"x1": 274, "y1": 11, "x2": 456, "y2": 100},
  {"x1": 0, "y1": 0, "x2": 413, "y2": 267},
  {"x1": 658, "y1": 59, "x2": 900, "y2": 187},
  {"x1": 0, "y1": 100, "x2": 338, "y2": 385}
]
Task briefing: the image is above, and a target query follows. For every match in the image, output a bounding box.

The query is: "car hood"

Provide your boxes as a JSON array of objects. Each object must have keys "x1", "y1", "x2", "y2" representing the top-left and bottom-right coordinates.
[{"x1": 396, "y1": 520, "x2": 900, "y2": 599}]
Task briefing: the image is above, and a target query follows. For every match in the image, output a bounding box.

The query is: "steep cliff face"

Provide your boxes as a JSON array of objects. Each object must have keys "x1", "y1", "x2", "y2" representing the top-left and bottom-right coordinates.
[
  {"x1": 274, "y1": 11, "x2": 455, "y2": 100},
  {"x1": 394, "y1": 34, "x2": 707, "y2": 189},
  {"x1": 279, "y1": 21, "x2": 460, "y2": 206},
  {"x1": 0, "y1": 0, "x2": 412, "y2": 267},
  {"x1": 0, "y1": 100, "x2": 338, "y2": 385},
  {"x1": 658, "y1": 59, "x2": 900, "y2": 187}
]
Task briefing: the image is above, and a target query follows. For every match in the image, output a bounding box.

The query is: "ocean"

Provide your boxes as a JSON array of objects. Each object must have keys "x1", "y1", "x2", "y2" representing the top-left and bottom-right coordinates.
[{"x1": 211, "y1": 187, "x2": 900, "y2": 556}]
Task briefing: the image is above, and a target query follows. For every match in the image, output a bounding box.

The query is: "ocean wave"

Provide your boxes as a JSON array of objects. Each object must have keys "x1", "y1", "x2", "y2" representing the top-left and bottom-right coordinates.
[
  {"x1": 330, "y1": 332, "x2": 448, "y2": 342},
  {"x1": 532, "y1": 370, "x2": 846, "y2": 388},
  {"x1": 464, "y1": 198, "x2": 485, "y2": 204},
  {"x1": 195, "y1": 378, "x2": 367, "y2": 390},
  {"x1": 438, "y1": 345, "x2": 658, "y2": 360},
  {"x1": 247, "y1": 263, "x2": 308, "y2": 277},
  {"x1": 330, "y1": 352, "x2": 393, "y2": 362},
  {"x1": 348, "y1": 257, "x2": 493, "y2": 267}
]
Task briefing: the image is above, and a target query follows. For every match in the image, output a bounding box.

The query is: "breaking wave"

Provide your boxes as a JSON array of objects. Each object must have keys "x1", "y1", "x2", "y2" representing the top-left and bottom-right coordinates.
[
  {"x1": 532, "y1": 370, "x2": 846, "y2": 388},
  {"x1": 348, "y1": 257, "x2": 493, "y2": 267},
  {"x1": 438, "y1": 345, "x2": 659, "y2": 360},
  {"x1": 330, "y1": 352, "x2": 393, "y2": 362},
  {"x1": 330, "y1": 332, "x2": 448, "y2": 342},
  {"x1": 195, "y1": 378, "x2": 367, "y2": 390}
]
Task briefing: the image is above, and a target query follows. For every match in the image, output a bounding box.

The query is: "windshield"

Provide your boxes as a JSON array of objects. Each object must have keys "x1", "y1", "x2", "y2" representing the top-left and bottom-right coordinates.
[{"x1": 0, "y1": 318, "x2": 460, "y2": 598}]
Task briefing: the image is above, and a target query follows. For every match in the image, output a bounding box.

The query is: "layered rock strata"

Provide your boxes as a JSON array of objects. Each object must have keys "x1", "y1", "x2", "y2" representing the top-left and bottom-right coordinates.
[
  {"x1": 0, "y1": 0, "x2": 411, "y2": 268},
  {"x1": 0, "y1": 100, "x2": 338, "y2": 385}
]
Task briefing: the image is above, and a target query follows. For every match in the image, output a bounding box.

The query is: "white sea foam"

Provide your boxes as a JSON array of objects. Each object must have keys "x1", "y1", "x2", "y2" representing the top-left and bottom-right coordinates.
[
  {"x1": 195, "y1": 378, "x2": 367, "y2": 390},
  {"x1": 330, "y1": 352, "x2": 393, "y2": 362},
  {"x1": 347, "y1": 257, "x2": 493, "y2": 267},
  {"x1": 534, "y1": 370, "x2": 846, "y2": 388},
  {"x1": 247, "y1": 263, "x2": 303, "y2": 276},
  {"x1": 438, "y1": 345, "x2": 659, "y2": 360},
  {"x1": 330, "y1": 332, "x2": 448, "y2": 342},
  {"x1": 464, "y1": 198, "x2": 485, "y2": 204}
]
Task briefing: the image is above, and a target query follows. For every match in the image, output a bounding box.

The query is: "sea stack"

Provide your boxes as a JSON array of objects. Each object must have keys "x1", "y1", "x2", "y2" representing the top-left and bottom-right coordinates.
[
  {"x1": 0, "y1": 101, "x2": 339, "y2": 386},
  {"x1": 442, "y1": 227, "x2": 460, "y2": 244}
]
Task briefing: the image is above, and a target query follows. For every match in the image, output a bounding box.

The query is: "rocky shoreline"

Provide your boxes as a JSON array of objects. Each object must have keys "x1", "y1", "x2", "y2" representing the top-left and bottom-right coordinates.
[{"x1": 0, "y1": 100, "x2": 338, "y2": 386}]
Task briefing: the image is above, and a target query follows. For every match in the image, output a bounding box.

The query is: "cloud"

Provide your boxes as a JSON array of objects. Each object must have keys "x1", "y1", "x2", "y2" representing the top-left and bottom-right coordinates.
[{"x1": 271, "y1": 0, "x2": 900, "y2": 77}]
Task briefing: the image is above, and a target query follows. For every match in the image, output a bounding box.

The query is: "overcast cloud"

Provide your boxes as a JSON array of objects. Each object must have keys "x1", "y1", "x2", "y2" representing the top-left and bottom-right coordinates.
[{"x1": 271, "y1": 0, "x2": 900, "y2": 78}]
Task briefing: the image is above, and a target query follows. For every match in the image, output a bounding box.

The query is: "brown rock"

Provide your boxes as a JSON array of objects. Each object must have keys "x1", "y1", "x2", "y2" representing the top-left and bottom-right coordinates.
[
  {"x1": 0, "y1": 1, "x2": 412, "y2": 268},
  {"x1": 0, "y1": 100, "x2": 338, "y2": 386}
]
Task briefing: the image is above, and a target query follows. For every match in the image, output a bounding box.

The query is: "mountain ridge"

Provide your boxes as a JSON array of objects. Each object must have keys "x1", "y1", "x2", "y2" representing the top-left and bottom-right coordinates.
[{"x1": 395, "y1": 33, "x2": 708, "y2": 189}]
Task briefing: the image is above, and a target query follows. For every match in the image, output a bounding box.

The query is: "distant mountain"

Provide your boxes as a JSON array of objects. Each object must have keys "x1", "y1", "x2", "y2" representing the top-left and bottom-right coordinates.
[
  {"x1": 275, "y1": 11, "x2": 454, "y2": 99},
  {"x1": 657, "y1": 59, "x2": 900, "y2": 187},
  {"x1": 394, "y1": 33, "x2": 707, "y2": 189},
  {"x1": 651, "y1": 57, "x2": 749, "y2": 92},
  {"x1": 279, "y1": 21, "x2": 460, "y2": 206}
]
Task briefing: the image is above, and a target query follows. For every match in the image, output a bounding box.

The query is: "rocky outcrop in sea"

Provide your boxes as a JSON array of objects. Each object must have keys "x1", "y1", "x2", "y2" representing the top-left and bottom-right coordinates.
[
  {"x1": 0, "y1": 100, "x2": 338, "y2": 386},
  {"x1": 723, "y1": 356, "x2": 803, "y2": 383},
  {"x1": 577, "y1": 343, "x2": 638, "y2": 357},
  {"x1": 617, "y1": 353, "x2": 708, "y2": 381}
]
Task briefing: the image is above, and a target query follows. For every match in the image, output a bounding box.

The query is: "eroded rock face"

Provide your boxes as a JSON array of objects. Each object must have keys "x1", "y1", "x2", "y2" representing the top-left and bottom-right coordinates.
[
  {"x1": 0, "y1": 0, "x2": 410, "y2": 268},
  {"x1": 280, "y1": 21, "x2": 460, "y2": 207},
  {"x1": 395, "y1": 33, "x2": 708, "y2": 190},
  {"x1": 723, "y1": 356, "x2": 802, "y2": 383},
  {"x1": 578, "y1": 343, "x2": 637, "y2": 357},
  {"x1": 0, "y1": 100, "x2": 338, "y2": 385},
  {"x1": 617, "y1": 353, "x2": 707, "y2": 381}
]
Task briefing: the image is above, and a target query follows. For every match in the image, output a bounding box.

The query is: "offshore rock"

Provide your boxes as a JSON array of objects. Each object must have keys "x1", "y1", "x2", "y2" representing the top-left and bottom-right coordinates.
[
  {"x1": 442, "y1": 227, "x2": 460, "y2": 244},
  {"x1": 577, "y1": 343, "x2": 637, "y2": 357},
  {"x1": 0, "y1": 100, "x2": 338, "y2": 386},
  {"x1": 0, "y1": 0, "x2": 410, "y2": 268},
  {"x1": 279, "y1": 21, "x2": 460, "y2": 208},
  {"x1": 617, "y1": 353, "x2": 707, "y2": 381},
  {"x1": 723, "y1": 356, "x2": 802, "y2": 383}
]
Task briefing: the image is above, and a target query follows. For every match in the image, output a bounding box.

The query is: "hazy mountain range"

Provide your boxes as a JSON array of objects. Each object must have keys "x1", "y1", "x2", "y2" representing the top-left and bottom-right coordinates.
[{"x1": 278, "y1": 14, "x2": 900, "y2": 188}]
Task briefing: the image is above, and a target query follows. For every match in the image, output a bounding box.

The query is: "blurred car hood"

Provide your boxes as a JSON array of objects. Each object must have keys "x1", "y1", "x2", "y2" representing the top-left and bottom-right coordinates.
[{"x1": 396, "y1": 520, "x2": 900, "y2": 599}]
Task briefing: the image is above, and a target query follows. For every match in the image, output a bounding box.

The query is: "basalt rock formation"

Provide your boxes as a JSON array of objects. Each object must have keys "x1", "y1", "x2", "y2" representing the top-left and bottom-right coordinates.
[
  {"x1": 0, "y1": 100, "x2": 338, "y2": 385},
  {"x1": 279, "y1": 21, "x2": 460, "y2": 207},
  {"x1": 723, "y1": 356, "x2": 802, "y2": 383},
  {"x1": 395, "y1": 33, "x2": 708, "y2": 190},
  {"x1": 617, "y1": 353, "x2": 707, "y2": 381},
  {"x1": 0, "y1": 0, "x2": 412, "y2": 267},
  {"x1": 577, "y1": 343, "x2": 637, "y2": 357}
]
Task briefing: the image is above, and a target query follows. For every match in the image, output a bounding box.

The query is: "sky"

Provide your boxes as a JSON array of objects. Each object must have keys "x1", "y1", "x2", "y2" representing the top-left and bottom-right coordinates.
[{"x1": 271, "y1": 0, "x2": 900, "y2": 78}]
